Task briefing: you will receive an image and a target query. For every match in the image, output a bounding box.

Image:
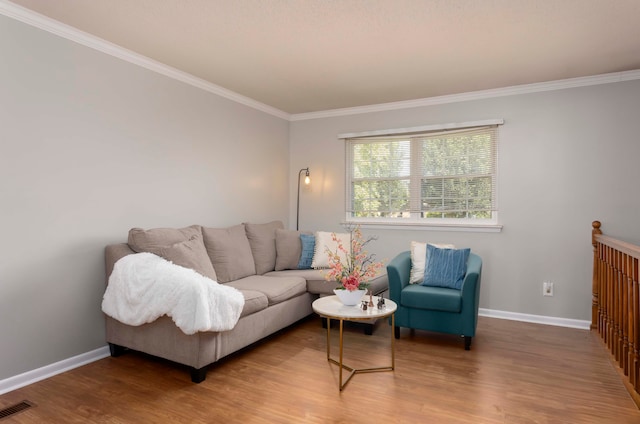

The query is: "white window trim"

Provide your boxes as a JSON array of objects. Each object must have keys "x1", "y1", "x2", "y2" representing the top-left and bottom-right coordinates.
[
  {"x1": 342, "y1": 119, "x2": 504, "y2": 232},
  {"x1": 341, "y1": 221, "x2": 503, "y2": 233},
  {"x1": 338, "y1": 119, "x2": 504, "y2": 139}
]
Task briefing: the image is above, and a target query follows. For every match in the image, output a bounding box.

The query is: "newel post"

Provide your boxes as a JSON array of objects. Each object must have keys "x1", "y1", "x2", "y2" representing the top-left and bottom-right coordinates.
[{"x1": 591, "y1": 221, "x2": 602, "y2": 330}]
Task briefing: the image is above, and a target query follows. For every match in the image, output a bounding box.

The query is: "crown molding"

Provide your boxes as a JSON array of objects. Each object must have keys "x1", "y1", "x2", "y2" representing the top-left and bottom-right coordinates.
[
  {"x1": 290, "y1": 69, "x2": 640, "y2": 121},
  {"x1": 0, "y1": 0, "x2": 291, "y2": 121}
]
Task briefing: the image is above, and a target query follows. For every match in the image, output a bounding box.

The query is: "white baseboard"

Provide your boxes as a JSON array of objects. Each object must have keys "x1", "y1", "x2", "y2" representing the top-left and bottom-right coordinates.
[
  {"x1": 0, "y1": 310, "x2": 591, "y2": 395},
  {"x1": 479, "y1": 308, "x2": 591, "y2": 330},
  {"x1": 0, "y1": 345, "x2": 110, "y2": 395}
]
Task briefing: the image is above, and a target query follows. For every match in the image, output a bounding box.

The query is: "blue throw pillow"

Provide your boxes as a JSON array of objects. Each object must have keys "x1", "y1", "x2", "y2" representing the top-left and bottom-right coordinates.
[
  {"x1": 298, "y1": 234, "x2": 315, "y2": 269},
  {"x1": 422, "y1": 244, "x2": 470, "y2": 289}
]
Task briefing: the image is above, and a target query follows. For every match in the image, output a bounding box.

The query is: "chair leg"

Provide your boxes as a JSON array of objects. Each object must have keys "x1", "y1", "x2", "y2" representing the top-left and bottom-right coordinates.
[
  {"x1": 394, "y1": 326, "x2": 400, "y2": 339},
  {"x1": 464, "y1": 336, "x2": 472, "y2": 350}
]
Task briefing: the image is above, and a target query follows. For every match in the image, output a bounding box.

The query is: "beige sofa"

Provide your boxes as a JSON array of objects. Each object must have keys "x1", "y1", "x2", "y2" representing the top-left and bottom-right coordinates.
[{"x1": 103, "y1": 221, "x2": 388, "y2": 382}]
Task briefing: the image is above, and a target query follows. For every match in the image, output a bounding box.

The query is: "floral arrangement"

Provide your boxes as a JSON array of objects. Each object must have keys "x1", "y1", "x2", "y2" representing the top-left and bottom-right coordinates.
[{"x1": 324, "y1": 225, "x2": 384, "y2": 291}]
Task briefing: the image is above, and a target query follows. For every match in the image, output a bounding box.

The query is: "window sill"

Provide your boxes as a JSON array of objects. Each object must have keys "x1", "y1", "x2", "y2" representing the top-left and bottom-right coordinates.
[{"x1": 342, "y1": 221, "x2": 503, "y2": 233}]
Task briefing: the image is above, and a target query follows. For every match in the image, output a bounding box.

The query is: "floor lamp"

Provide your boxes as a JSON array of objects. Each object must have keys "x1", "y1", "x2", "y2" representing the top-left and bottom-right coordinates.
[{"x1": 296, "y1": 167, "x2": 310, "y2": 230}]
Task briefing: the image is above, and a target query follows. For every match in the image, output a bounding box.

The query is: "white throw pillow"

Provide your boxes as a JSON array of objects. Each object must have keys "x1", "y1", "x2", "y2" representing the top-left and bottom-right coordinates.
[
  {"x1": 409, "y1": 241, "x2": 455, "y2": 284},
  {"x1": 311, "y1": 231, "x2": 351, "y2": 269}
]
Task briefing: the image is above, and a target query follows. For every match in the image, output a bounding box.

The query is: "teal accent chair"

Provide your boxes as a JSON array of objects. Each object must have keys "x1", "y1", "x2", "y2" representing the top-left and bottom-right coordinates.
[{"x1": 386, "y1": 251, "x2": 482, "y2": 350}]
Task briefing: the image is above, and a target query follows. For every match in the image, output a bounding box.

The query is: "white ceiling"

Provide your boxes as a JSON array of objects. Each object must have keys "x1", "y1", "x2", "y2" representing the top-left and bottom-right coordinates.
[{"x1": 6, "y1": 0, "x2": 640, "y2": 115}]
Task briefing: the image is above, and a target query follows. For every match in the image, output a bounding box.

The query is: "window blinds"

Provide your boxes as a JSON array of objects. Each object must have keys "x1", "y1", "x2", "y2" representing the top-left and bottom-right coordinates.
[{"x1": 345, "y1": 125, "x2": 498, "y2": 220}]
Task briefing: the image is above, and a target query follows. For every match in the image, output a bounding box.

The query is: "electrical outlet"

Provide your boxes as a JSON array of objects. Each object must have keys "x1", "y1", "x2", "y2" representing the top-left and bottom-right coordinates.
[{"x1": 543, "y1": 281, "x2": 554, "y2": 297}]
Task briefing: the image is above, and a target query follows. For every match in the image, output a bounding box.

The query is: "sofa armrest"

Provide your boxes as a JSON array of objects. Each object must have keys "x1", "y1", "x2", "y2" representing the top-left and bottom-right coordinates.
[
  {"x1": 105, "y1": 243, "x2": 136, "y2": 283},
  {"x1": 386, "y1": 251, "x2": 411, "y2": 304}
]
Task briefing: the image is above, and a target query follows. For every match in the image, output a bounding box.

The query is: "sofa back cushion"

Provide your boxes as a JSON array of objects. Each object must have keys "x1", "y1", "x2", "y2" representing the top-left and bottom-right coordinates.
[
  {"x1": 127, "y1": 225, "x2": 217, "y2": 280},
  {"x1": 145, "y1": 234, "x2": 217, "y2": 281},
  {"x1": 128, "y1": 225, "x2": 201, "y2": 251},
  {"x1": 274, "y1": 229, "x2": 302, "y2": 271},
  {"x1": 202, "y1": 224, "x2": 256, "y2": 283},
  {"x1": 274, "y1": 229, "x2": 314, "y2": 271},
  {"x1": 244, "y1": 221, "x2": 284, "y2": 274}
]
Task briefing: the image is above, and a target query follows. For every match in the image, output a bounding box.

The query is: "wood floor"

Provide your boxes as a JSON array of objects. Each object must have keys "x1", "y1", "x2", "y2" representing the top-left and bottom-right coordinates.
[{"x1": 1, "y1": 316, "x2": 639, "y2": 423}]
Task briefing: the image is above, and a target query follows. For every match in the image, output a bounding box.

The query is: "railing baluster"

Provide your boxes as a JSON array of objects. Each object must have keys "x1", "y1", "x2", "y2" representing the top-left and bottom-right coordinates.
[
  {"x1": 622, "y1": 253, "x2": 630, "y2": 376},
  {"x1": 629, "y1": 258, "x2": 640, "y2": 393},
  {"x1": 616, "y1": 249, "x2": 621, "y2": 360},
  {"x1": 608, "y1": 247, "x2": 614, "y2": 351}
]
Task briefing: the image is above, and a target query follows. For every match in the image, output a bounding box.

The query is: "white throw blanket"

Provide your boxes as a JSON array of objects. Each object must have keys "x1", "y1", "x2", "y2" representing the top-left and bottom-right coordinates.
[{"x1": 102, "y1": 252, "x2": 245, "y2": 335}]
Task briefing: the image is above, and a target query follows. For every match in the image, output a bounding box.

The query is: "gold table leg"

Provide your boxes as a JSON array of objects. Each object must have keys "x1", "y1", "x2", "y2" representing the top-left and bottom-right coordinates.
[
  {"x1": 324, "y1": 313, "x2": 395, "y2": 391},
  {"x1": 391, "y1": 313, "x2": 395, "y2": 370},
  {"x1": 326, "y1": 317, "x2": 331, "y2": 360}
]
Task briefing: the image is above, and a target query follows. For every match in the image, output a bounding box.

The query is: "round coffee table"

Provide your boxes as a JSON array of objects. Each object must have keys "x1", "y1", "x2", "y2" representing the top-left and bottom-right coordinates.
[{"x1": 312, "y1": 295, "x2": 397, "y2": 391}]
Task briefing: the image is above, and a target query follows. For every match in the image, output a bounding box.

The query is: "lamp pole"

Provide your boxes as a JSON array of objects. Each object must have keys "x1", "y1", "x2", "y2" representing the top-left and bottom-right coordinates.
[{"x1": 296, "y1": 167, "x2": 310, "y2": 231}]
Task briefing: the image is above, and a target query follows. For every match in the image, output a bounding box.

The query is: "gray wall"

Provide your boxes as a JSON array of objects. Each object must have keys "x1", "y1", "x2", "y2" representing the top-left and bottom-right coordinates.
[
  {"x1": 0, "y1": 16, "x2": 289, "y2": 380},
  {"x1": 2, "y1": 10, "x2": 640, "y2": 384},
  {"x1": 290, "y1": 79, "x2": 640, "y2": 322}
]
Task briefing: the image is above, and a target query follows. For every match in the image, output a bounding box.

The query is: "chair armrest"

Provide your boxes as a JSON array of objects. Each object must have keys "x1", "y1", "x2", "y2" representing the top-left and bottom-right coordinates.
[
  {"x1": 459, "y1": 253, "x2": 483, "y2": 334},
  {"x1": 386, "y1": 251, "x2": 411, "y2": 304}
]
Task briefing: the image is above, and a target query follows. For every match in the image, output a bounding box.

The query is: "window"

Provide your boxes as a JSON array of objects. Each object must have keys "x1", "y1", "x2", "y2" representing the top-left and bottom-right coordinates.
[{"x1": 344, "y1": 121, "x2": 500, "y2": 227}]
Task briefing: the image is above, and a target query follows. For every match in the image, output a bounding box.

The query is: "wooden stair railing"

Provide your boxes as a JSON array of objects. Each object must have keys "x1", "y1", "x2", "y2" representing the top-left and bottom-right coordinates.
[{"x1": 592, "y1": 220, "x2": 640, "y2": 408}]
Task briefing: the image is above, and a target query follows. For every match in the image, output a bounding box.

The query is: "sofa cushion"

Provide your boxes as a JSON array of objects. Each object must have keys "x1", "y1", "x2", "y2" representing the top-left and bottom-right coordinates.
[
  {"x1": 409, "y1": 241, "x2": 455, "y2": 284},
  {"x1": 401, "y1": 284, "x2": 462, "y2": 313},
  {"x1": 423, "y1": 245, "x2": 470, "y2": 289},
  {"x1": 311, "y1": 231, "x2": 351, "y2": 269},
  {"x1": 237, "y1": 289, "x2": 269, "y2": 318},
  {"x1": 128, "y1": 225, "x2": 201, "y2": 252},
  {"x1": 225, "y1": 275, "x2": 307, "y2": 306},
  {"x1": 274, "y1": 229, "x2": 303, "y2": 271},
  {"x1": 127, "y1": 225, "x2": 216, "y2": 280},
  {"x1": 143, "y1": 234, "x2": 217, "y2": 281},
  {"x1": 202, "y1": 224, "x2": 256, "y2": 283},
  {"x1": 245, "y1": 221, "x2": 284, "y2": 274},
  {"x1": 264, "y1": 269, "x2": 388, "y2": 296},
  {"x1": 265, "y1": 269, "x2": 327, "y2": 292}
]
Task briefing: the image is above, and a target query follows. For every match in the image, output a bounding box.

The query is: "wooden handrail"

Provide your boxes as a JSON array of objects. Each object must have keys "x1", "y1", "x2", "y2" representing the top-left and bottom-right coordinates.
[{"x1": 592, "y1": 221, "x2": 640, "y2": 409}]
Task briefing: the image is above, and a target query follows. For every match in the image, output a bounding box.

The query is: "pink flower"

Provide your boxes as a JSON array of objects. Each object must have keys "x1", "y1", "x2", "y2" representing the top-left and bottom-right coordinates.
[
  {"x1": 323, "y1": 225, "x2": 384, "y2": 292},
  {"x1": 342, "y1": 275, "x2": 360, "y2": 291}
]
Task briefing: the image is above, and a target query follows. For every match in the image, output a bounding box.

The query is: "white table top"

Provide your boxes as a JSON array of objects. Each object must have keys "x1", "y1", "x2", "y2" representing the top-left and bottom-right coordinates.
[{"x1": 312, "y1": 295, "x2": 397, "y2": 321}]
